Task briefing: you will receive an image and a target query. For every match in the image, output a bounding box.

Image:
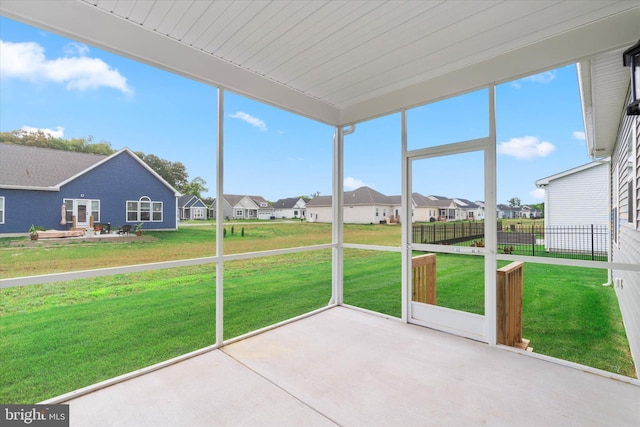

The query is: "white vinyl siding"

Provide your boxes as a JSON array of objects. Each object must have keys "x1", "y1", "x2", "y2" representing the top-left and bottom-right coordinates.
[
  {"x1": 306, "y1": 206, "x2": 331, "y2": 222},
  {"x1": 611, "y1": 112, "x2": 640, "y2": 378},
  {"x1": 545, "y1": 163, "x2": 609, "y2": 227}
]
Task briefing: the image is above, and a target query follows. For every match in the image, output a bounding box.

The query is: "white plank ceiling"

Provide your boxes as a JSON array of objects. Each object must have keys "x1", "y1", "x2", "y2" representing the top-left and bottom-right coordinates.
[{"x1": 1, "y1": 0, "x2": 639, "y2": 128}]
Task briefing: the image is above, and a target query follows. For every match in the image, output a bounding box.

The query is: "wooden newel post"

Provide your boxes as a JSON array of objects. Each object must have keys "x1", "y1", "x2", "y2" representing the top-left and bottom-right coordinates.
[
  {"x1": 496, "y1": 261, "x2": 531, "y2": 350},
  {"x1": 412, "y1": 254, "x2": 436, "y2": 305}
]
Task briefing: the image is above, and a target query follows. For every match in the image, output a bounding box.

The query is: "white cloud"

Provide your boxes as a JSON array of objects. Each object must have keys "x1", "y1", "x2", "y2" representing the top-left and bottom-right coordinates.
[
  {"x1": 497, "y1": 136, "x2": 555, "y2": 159},
  {"x1": 344, "y1": 176, "x2": 365, "y2": 190},
  {"x1": 229, "y1": 111, "x2": 267, "y2": 131},
  {"x1": 21, "y1": 125, "x2": 64, "y2": 138},
  {"x1": 512, "y1": 71, "x2": 557, "y2": 88},
  {"x1": 0, "y1": 40, "x2": 132, "y2": 95},
  {"x1": 63, "y1": 42, "x2": 90, "y2": 56},
  {"x1": 572, "y1": 131, "x2": 585, "y2": 140},
  {"x1": 525, "y1": 71, "x2": 556, "y2": 84},
  {"x1": 530, "y1": 188, "x2": 545, "y2": 200}
]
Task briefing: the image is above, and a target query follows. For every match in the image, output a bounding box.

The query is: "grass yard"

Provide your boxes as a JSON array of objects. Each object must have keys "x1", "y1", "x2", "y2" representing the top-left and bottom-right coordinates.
[{"x1": 0, "y1": 224, "x2": 635, "y2": 403}]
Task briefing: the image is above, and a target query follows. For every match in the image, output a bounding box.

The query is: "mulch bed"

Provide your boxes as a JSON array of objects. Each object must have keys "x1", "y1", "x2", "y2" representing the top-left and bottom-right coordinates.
[{"x1": 9, "y1": 235, "x2": 156, "y2": 247}]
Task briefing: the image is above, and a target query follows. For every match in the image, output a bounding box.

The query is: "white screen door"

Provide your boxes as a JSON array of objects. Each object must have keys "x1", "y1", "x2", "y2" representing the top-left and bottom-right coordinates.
[{"x1": 406, "y1": 146, "x2": 494, "y2": 343}]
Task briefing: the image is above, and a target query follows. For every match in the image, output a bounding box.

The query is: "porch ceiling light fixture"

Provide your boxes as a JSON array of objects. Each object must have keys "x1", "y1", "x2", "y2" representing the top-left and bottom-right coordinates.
[{"x1": 623, "y1": 39, "x2": 640, "y2": 115}]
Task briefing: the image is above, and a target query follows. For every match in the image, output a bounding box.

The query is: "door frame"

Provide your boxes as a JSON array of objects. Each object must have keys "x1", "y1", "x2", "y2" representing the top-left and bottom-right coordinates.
[
  {"x1": 400, "y1": 86, "x2": 497, "y2": 345},
  {"x1": 75, "y1": 199, "x2": 90, "y2": 227}
]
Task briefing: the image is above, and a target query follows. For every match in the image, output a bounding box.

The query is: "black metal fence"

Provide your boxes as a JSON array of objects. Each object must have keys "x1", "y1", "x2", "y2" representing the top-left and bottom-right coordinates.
[
  {"x1": 412, "y1": 221, "x2": 495, "y2": 246},
  {"x1": 412, "y1": 222, "x2": 609, "y2": 261}
]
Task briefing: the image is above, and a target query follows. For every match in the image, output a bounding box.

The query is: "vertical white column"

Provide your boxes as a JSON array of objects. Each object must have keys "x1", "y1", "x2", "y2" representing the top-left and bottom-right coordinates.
[
  {"x1": 484, "y1": 85, "x2": 498, "y2": 345},
  {"x1": 216, "y1": 88, "x2": 225, "y2": 346},
  {"x1": 331, "y1": 126, "x2": 344, "y2": 306},
  {"x1": 401, "y1": 110, "x2": 410, "y2": 323}
]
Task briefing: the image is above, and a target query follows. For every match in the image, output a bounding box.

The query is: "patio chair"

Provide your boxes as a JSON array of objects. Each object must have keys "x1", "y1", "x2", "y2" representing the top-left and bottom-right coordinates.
[{"x1": 117, "y1": 225, "x2": 131, "y2": 235}]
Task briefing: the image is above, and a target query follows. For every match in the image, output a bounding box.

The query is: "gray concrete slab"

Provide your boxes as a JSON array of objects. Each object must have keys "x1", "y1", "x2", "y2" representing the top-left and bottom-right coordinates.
[
  {"x1": 65, "y1": 350, "x2": 335, "y2": 426},
  {"x1": 224, "y1": 307, "x2": 640, "y2": 427},
  {"x1": 65, "y1": 307, "x2": 640, "y2": 426}
]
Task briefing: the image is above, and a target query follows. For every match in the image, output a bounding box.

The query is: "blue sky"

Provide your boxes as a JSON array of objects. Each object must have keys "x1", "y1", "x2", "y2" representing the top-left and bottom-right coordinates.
[{"x1": 1, "y1": 16, "x2": 592, "y2": 204}]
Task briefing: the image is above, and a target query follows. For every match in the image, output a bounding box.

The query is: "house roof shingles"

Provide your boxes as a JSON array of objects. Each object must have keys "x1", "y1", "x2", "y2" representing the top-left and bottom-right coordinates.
[
  {"x1": 0, "y1": 143, "x2": 106, "y2": 188},
  {"x1": 273, "y1": 197, "x2": 301, "y2": 209},
  {"x1": 308, "y1": 186, "x2": 394, "y2": 207}
]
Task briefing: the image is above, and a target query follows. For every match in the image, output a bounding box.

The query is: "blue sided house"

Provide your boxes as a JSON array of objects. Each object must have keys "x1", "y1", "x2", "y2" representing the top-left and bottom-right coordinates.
[
  {"x1": 0, "y1": 143, "x2": 179, "y2": 234},
  {"x1": 177, "y1": 194, "x2": 208, "y2": 220}
]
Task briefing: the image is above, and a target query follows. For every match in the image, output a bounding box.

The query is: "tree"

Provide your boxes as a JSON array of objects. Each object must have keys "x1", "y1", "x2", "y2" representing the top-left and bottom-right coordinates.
[
  {"x1": 180, "y1": 176, "x2": 208, "y2": 199},
  {"x1": 136, "y1": 153, "x2": 189, "y2": 190},
  {"x1": 508, "y1": 197, "x2": 521, "y2": 207}
]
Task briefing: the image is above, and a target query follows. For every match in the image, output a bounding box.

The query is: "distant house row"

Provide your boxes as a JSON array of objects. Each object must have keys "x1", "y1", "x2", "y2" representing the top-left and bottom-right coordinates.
[
  {"x1": 304, "y1": 187, "x2": 540, "y2": 224},
  {"x1": 180, "y1": 186, "x2": 540, "y2": 224},
  {"x1": 0, "y1": 143, "x2": 540, "y2": 233},
  {"x1": 204, "y1": 195, "x2": 307, "y2": 221}
]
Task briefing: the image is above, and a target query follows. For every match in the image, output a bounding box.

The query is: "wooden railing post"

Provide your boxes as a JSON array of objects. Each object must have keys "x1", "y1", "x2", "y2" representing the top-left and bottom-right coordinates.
[
  {"x1": 496, "y1": 261, "x2": 531, "y2": 350},
  {"x1": 412, "y1": 254, "x2": 436, "y2": 305}
]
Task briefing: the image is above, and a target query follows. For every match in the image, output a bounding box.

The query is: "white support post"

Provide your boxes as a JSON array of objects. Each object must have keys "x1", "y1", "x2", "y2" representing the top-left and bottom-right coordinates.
[
  {"x1": 216, "y1": 88, "x2": 225, "y2": 347},
  {"x1": 401, "y1": 110, "x2": 410, "y2": 323},
  {"x1": 484, "y1": 85, "x2": 498, "y2": 346},
  {"x1": 331, "y1": 126, "x2": 344, "y2": 306}
]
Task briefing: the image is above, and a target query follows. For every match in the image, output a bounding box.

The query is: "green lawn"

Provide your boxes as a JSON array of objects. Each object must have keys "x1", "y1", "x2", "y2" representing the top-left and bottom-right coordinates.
[{"x1": 0, "y1": 225, "x2": 635, "y2": 403}]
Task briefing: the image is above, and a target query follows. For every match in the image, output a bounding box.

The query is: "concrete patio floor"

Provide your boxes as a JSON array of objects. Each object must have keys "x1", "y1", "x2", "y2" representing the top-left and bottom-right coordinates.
[{"x1": 65, "y1": 307, "x2": 640, "y2": 426}]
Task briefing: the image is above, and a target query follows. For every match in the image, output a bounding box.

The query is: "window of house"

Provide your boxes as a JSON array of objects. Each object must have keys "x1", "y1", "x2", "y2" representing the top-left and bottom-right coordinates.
[
  {"x1": 0, "y1": 196, "x2": 4, "y2": 224},
  {"x1": 63, "y1": 199, "x2": 73, "y2": 223},
  {"x1": 152, "y1": 202, "x2": 162, "y2": 221},
  {"x1": 140, "y1": 198, "x2": 151, "y2": 221},
  {"x1": 127, "y1": 196, "x2": 163, "y2": 222},
  {"x1": 91, "y1": 200, "x2": 100, "y2": 223},
  {"x1": 235, "y1": 209, "x2": 243, "y2": 216},
  {"x1": 376, "y1": 208, "x2": 379, "y2": 216}
]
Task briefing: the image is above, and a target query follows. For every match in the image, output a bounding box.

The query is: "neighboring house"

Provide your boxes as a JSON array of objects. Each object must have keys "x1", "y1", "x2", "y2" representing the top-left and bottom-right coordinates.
[
  {"x1": 307, "y1": 186, "x2": 395, "y2": 224},
  {"x1": 412, "y1": 193, "x2": 452, "y2": 222},
  {"x1": 306, "y1": 195, "x2": 332, "y2": 223},
  {"x1": 178, "y1": 194, "x2": 208, "y2": 220},
  {"x1": 535, "y1": 160, "x2": 610, "y2": 254},
  {"x1": 343, "y1": 187, "x2": 394, "y2": 224},
  {"x1": 474, "y1": 201, "x2": 486, "y2": 220},
  {"x1": 497, "y1": 204, "x2": 523, "y2": 219},
  {"x1": 520, "y1": 205, "x2": 542, "y2": 219},
  {"x1": 209, "y1": 197, "x2": 233, "y2": 220},
  {"x1": 453, "y1": 198, "x2": 482, "y2": 220},
  {"x1": 388, "y1": 195, "x2": 404, "y2": 223},
  {"x1": 211, "y1": 194, "x2": 274, "y2": 220},
  {"x1": 0, "y1": 143, "x2": 179, "y2": 233},
  {"x1": 578, "y1": 46, "x2": 640, "y2": 377},
  {"x1": 273, "y1": 197, "x2": 307, "y2": 219}
]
